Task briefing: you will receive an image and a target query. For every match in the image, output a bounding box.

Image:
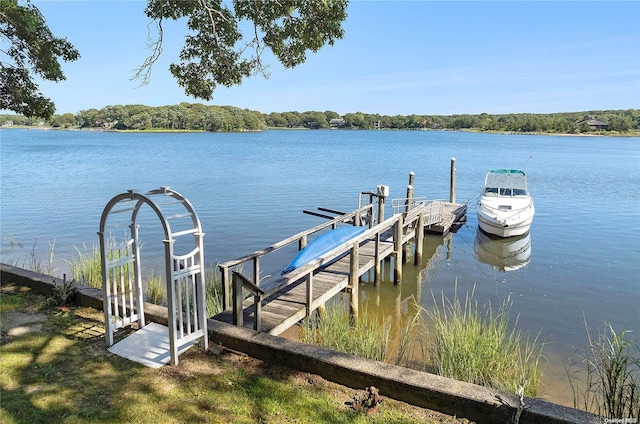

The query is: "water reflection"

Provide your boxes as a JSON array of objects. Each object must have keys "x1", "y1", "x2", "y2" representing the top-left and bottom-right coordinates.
[{"x1": 473, "y1": 228, "x2": 531, "y2": 272}]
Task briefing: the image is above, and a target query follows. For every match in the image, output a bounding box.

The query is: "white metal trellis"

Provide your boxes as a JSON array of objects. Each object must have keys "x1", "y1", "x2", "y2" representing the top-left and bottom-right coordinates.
[{"x1": 98, "y1": 187, "x2": 208, "y2": 367}]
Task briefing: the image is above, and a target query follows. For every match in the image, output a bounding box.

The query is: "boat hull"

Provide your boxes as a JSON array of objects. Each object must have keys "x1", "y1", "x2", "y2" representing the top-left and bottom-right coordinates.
[
  {"x1": 477, "y1": 212, "x2": 533, "y2": 238},
  {"x1": 477, "y1": 196, "x2": 534, "y2": 237}
]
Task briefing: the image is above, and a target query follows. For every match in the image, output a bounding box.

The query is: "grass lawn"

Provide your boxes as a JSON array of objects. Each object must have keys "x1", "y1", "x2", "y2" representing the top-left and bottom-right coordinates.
[{"x1": 0, "y1": 283, "x2": 470, "y2": 424}]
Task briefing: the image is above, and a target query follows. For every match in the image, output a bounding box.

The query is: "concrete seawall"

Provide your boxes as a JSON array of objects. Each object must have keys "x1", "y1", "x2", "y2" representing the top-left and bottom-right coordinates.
[{"x1": 1, "y1": 263, "x2": 600, "y2": 424}]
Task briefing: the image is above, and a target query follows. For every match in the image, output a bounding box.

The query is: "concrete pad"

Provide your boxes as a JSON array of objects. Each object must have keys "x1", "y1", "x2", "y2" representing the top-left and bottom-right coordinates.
[{"x1": 108, "y1": 322, "x2": 195, "y2": 368}]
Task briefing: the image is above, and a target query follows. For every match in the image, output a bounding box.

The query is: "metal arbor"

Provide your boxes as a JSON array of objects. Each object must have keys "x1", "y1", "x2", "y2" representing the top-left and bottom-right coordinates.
[{"x1": 98, "y1": 187, "x2": 207, "y2": 366}]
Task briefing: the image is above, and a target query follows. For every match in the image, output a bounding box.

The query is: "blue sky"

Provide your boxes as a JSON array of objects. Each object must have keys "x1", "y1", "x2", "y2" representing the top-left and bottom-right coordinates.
[{"x1": 28, "y1": 1, "x2": 640, "y2": 116}]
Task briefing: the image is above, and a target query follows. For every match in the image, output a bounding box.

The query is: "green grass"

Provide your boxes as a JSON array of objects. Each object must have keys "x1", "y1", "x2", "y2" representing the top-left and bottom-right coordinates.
[
  {"x1": 426, "y1": 287, "x2": 543, "y2": 397},
  {"x1": 67, "y1": 243, "x2": 102, "y2": 289},
  {"x1": 1, "y1": 237, "x2": 56, "y2": 275},
  {"x1": 145, "y1": 269, "x2": 165, "y2": 305},
  {"x1": 204, "y1": 265, "x2": 224, "y2": 317},
  {"x1": 0, "y1": 284, "x2": 464, "y2": 424},
  {"x1": 300, "y1": 300, "x2": 390, "y2": 362},
  {"x1": 301, "y1": 290, "x2": 544, "y2": 399},
  {"x1": 566, "y1": 321, "x2": 640, "y2": 419}
]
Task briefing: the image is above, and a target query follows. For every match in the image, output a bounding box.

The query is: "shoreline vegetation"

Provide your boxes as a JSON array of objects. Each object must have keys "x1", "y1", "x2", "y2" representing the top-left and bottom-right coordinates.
[
  {"x1": 1, "y1": 103, "x2": 639, "y2": 136},
  {"x1": 4, "y1": 238, "x2": 638, "y2": 419},
  {"x1": 0, "y1": 283, "x2": 468, "y2": 424}
]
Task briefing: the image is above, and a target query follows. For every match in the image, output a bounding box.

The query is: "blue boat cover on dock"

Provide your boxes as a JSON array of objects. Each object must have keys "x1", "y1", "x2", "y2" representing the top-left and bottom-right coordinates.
[{"x1": 282, "y1": 226, "x2": 367, "y2": 274}]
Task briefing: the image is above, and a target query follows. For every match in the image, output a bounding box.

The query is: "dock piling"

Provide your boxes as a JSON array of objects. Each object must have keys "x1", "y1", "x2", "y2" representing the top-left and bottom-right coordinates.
[{"x1": 450, "y1": 158, "x2": 456, "y2": 203}]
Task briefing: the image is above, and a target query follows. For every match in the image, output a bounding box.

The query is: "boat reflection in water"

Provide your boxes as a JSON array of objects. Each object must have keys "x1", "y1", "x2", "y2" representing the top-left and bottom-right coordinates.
[{"x1": 474, "y1": 228, "x2": 531, "y2": 272}]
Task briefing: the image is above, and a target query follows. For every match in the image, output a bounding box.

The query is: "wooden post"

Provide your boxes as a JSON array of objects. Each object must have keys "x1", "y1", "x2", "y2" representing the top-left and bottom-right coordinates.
[
  {"x1": 407, "y1": 171, "x2": 415, "y2": 211},
  {"x1": 393, "y1": 215, "x2": 403, "y2": 285},
  {"x1": 415, "y1": 211, "x2": 424, "y2": 265},
  {"x1": 232, "y1": 273, "x2": 243, "y2": 327},
  {"x1": 306, "y1": 273, "x2": 313, "y2": 317},
  {"x1": 349, "y1": 242, "x2": 360, "y2": 322},
  {"x1": 450, "y1": 158, "x2": 456, "y2": 204},
  {"x1": 220, "y1": 265, "x2": 230, "y2": 310},
  {"x1": 377, "y1": 194, "x2": 385, "y2": 224},
  {"x1": 253, "y1": 257, "x2": 260, "y2": 288},
  {"x1": 299, "y1": 235, "x2": 307, "y2": 250},
  {"x1": 374, "y1": 232, "x2": 381, "y2": 286},
  {"x1": 254, "y1": 294, "x2": 261, "y2": 332}
]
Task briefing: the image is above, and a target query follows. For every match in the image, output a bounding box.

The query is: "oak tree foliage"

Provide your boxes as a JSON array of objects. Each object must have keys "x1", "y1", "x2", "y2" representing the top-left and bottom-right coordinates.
[
  {"x1": 136, "y1": 0, "x2": 348, "y2": 100},
  {"x1": 1, "y1": 0, "x2": 348, "y2": 118},
  {"x1": 0, "y1": 0, "x2": 80, "y2": 118}
]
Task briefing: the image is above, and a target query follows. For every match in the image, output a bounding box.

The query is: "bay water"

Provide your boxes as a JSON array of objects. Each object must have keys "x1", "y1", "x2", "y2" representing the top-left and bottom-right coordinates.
[{"x1": 1, "y1": 128, "x2": 638, "y2": 406}]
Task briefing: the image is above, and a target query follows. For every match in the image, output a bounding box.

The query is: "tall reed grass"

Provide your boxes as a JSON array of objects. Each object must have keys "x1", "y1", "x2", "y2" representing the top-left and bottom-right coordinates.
[
  {"x1": 427, "y1": 287, "x2": 543, "y2": 397},
  {"x1": 566, "y1": 321, "x2": 640, "y2": 419},
  {"x1": 1, "y1": 237, "x2": 56, "y2": 275},
  {"x1": 204, "y1": 265, "x2": 223, "y2": 317},
  {"x1": 145, "y1": 270, "x2": 165, "y2": 305},
  {"x1": 143, "y1": 265, "x2": 224, "y2": 318},
  {"x1": 67, "y1": 243, "x2": 102, "y2": 288},
  {"x1": 394, "y1": 300, "x2": 428, "y2": 368},
  {"x1": 300, "y1": 301, "x2": 390, "y2": 362}
]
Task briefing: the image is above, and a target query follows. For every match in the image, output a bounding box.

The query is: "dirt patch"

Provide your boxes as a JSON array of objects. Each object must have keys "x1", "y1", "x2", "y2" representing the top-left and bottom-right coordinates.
[
  {"x1": 2, "y1": 311, "x2": 48, "y2": 337},
  {"x1": 1, "y1": 284, "x2": 49, "y2": 342}
]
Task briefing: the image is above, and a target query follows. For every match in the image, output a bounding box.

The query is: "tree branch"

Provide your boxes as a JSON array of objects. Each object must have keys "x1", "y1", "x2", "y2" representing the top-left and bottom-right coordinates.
[{"x1": 131, "y1": 18, "x2": 164, "y2": 86}]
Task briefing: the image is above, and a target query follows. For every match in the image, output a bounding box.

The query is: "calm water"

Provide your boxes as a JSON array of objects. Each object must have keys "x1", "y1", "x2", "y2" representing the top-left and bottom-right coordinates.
[{"x1": 1, "y1": 128, "x2": 639, "y2": 405}]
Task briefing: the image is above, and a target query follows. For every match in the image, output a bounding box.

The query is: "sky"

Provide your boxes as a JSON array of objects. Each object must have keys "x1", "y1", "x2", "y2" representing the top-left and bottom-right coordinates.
[{"x1": 21, "y1": 1, "x2": 640, "y2": 116}]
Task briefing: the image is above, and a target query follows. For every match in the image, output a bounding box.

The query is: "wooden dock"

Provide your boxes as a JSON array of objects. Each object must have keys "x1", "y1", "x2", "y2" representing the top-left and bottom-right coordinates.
[{"x1": 214, "y1": 198, "x2": 466, "y2": 335}]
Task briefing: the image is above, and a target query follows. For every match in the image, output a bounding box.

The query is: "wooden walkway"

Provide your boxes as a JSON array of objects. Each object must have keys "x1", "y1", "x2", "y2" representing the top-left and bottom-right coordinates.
[{"x1": 214, "y1": 199, "x2": 466, "y2": 335}]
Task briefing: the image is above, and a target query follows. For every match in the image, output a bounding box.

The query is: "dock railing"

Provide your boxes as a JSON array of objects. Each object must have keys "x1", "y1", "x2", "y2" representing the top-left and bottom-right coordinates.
[
  {"x1": 219, "y1": 201, "x2": 432, "y2": 332},
  {"x1": 218, "y1": 204, "x2": 375, "y2": 311}
]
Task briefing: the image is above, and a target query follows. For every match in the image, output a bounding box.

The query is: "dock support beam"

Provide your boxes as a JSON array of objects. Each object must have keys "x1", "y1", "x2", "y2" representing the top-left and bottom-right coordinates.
[
  {"x1": 406, "y1": 171, "x2": 415, "y2": 212},
  {"x1": 221, "y1": 266, "x2": 230, "y2": 310},
  {"x1": 349, "y1": 243, "x2": 360, "y2": 321},
  {"x1": 415, "y1": 212, "x2": 424, "y2": 265},
  {"x1": 393, "y1": 216, "x2": 403, "y2": 285},
  {"x1": 374, "y1": 233, "x2": 381, "y2": 286},
  {"x1": 377, "y1": 194, "x2": 385, "y2": 224},
  {"x1": 450, "y1": 158, "x2": 456, "y2": 203}
]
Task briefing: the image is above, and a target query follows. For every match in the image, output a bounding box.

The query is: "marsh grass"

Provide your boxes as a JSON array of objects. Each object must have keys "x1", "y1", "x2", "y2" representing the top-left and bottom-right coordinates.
[
  {"x1": 566, "y1": 320, "x2": 640, "y2": 419},
  {"x1": 300, "y1": 301, "x2": 390, "y2": 362},
  {"x1": 143, "y1": 265, "x2": 223, "y2": 317},
  {"x1": 394, "y1": 300, "x2": 428, "y2": 368},
  {"x1": 1, "y1": 238, "x2": 56, "y2": 275},
  {"x1": 67, "y1": 243, "x2": 102, "y2": 288},
  {"x1": 204, "y1": 265, "x2": 224, "y2": 317},
  {"x1": 427, "y1": 287, "x2": 543, "y2": 397},
  {"x1": 145, "y1": 269, "x2": 165, "y2": 305}
]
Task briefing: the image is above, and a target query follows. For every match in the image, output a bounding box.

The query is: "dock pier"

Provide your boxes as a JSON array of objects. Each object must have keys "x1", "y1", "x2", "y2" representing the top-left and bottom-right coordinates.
[{"x1": 214, "y1": 169, "x2": 466, "y2": 335}]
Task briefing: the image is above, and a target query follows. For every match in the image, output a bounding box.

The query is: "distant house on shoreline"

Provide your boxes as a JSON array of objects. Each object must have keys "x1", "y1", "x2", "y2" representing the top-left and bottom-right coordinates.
[
  {"x1": 329, "y1": 118, "x2": 345, "y2": 128},
  {"x1": 577, "y1": 118, "x2": 608, "y2": 130}
]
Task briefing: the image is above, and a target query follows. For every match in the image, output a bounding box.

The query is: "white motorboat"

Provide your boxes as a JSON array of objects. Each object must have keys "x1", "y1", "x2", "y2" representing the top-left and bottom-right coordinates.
[{"x1": 477, "y1": 169, "x2": 535, "y2": 237}]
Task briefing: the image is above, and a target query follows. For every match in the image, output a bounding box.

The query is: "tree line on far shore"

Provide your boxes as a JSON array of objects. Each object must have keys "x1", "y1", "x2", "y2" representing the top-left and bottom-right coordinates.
[{"x1": 1, "y1": 103, "x2": 638, "y2": 135}]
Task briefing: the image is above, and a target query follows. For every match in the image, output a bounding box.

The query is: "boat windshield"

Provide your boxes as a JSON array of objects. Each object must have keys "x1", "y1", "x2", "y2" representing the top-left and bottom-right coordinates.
[
  {"x1": 484, "y1": 169, "x2": 529, "y2": 196},
  {"x1": 483, "y1": 187, "x2": 529, "y2": 197}
]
